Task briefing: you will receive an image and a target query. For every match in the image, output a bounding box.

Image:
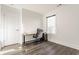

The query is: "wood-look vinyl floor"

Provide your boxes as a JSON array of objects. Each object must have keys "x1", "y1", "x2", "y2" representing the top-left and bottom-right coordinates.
[{"x1": 1, "y1": 41, "x2": 79, "y2": 55}]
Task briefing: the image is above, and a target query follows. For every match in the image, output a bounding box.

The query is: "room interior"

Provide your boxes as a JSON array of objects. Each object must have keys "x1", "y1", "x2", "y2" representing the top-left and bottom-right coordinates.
[{"x1": 0, "y1": 4, "x2": 79, "y2": 55}]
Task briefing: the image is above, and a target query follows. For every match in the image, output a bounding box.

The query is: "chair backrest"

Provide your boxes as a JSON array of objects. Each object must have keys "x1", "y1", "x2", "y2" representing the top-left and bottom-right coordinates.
[
  {"x1": 33, "y1": 28, "x2": 43, "y2": 38},
  {"x1": 37, "y1": 28, "x2": 43, "y2": 38}
]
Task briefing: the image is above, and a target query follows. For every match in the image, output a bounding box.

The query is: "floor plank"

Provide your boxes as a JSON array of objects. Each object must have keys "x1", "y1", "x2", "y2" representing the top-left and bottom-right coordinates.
[{"x1": 1, "y1": 41, "x2": 79, "y2": 55}]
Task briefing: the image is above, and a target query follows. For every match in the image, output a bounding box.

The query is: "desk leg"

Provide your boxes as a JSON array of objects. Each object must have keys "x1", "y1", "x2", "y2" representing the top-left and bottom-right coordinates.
[{"x1": 23, "y1": 34, "x2": 25, "y2": 45}]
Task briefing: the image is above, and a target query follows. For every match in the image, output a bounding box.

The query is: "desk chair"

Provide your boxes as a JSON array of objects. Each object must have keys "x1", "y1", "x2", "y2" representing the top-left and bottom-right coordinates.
[{"x1": 33, "y1": 28, "x2": 43, "y2": 43}]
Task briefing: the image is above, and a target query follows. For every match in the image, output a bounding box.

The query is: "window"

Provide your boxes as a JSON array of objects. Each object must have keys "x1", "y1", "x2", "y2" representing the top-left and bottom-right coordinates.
[{"x1": 47, "y1": 15, "x2": 56, "y2": 34}]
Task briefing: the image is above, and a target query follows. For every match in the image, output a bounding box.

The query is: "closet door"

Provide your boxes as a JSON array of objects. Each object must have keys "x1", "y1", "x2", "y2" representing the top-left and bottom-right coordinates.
[
  {"x1": 2, "y1": 5, "x2": 20, "y2": 46},
  {"x1": 0, "y1": 5, "x2": 3, "y2": 49}
]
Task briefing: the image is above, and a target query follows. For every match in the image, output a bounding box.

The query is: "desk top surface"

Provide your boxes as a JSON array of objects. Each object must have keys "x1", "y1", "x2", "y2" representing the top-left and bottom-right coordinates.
[{"x1": 23, "y1": 33, "x2": 35, "y2": 35}]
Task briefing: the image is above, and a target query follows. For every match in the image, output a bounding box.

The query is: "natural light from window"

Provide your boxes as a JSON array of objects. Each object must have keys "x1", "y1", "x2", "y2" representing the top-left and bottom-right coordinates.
[{"x1": 47, "y1": 15, "x2": 56, "y2": 34}]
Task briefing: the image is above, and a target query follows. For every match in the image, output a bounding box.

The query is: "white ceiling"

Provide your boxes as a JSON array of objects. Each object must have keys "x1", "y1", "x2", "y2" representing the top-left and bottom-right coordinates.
[{"x1": 9, "y1": 4, "x2": 58, "y2": 15}]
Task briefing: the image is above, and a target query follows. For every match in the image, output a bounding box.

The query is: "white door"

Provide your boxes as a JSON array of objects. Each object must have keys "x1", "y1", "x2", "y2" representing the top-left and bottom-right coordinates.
[{"x1": 2, "y1": 5, "x2": 20, "y2": 46}]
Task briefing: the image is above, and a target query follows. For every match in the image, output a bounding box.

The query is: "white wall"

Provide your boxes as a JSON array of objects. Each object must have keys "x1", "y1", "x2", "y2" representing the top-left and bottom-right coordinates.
[
  {"x1": 43, "y1": 5, "x2": 79, "y2": 50},
  {"x1": 22, "y1": 9, "x2": 43, "y2": 41},
  {"x1": 22, "y1": 9, "x2": 43, "y2": 33}
]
